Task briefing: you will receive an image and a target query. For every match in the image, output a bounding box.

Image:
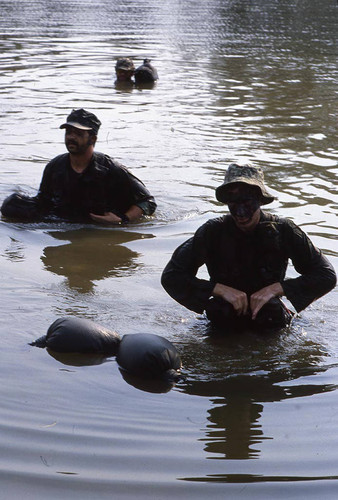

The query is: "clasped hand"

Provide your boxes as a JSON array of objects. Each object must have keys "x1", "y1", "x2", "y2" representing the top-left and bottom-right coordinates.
[
  {"x1": 89, "y1": 211, "x2": 123, "y2": 224},
  {"x1": 89, "y1": 205, "x2": 143, "y2": 224},
  {"x1": 212, "y1": 282, "x2": 283, "y2": 320}
]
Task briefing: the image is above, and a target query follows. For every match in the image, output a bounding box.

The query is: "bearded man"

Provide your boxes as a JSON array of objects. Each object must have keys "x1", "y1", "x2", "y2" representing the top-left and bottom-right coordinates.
[{"x1": 1, "y1": 108, "x2": 156, "y2": 224}]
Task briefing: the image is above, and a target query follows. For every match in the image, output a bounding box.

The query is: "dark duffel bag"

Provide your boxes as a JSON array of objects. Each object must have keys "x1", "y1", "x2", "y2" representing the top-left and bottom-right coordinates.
[{"x1": 1, "y1": 193, "x2": 40, "y2": 220}]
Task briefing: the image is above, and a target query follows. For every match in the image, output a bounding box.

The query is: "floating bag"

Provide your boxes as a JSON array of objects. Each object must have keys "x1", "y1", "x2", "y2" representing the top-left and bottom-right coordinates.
[
  {"x1": 30, "y1": 316, "x2": 121, "y2": 355},
  {"x1": 116, "y1": 333, "x2": 181, "y2": 380},
  {"x1": 30, "y1": 318, "x2": 182, "y2": 383},
  {"x1": 1, "y1": 193, "x2": 40, "y2": 220}
]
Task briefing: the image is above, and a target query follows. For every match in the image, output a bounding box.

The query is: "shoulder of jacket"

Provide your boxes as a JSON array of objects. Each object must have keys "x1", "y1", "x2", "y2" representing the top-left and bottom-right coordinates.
[
  {"x1": 261, "y1": 213, "x2": 306, "y2": 243},
  {"x1": 44, "y1": 153, "x2": 69, "y2": 172},
  {"x1": 204, "y1": 215, "x2": 229, "y2": 227},
  {"x1": 271, "y1": 215, "x2": 299, "y2": 232},
  {"x1": 210, "y1": 214, "x2": 231, "y2": 224},
  {"x1": 196, "y1": 215, "x2": 230, "y2": 235},
  {"x1": 93, "y1": 152, "x2": 128, "y2": 171},
  {"x1": 47, "y1": 153, "x2": 68, "y2": 165}
]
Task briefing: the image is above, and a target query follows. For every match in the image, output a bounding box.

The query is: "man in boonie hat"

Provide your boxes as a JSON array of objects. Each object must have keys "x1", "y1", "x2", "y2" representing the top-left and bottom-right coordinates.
[
  {"x1": 215, "y1": 162, "x2": 275, "y2": 206},
  {"x1": 161, "y1": 161, "x2": 336, "y2": 333},
  {"x1": 1, "y1": 108, "x2": 156, "y2": 223},
  {"x1": 115, "y1": 57, "x2": 135, "y2": 84}
]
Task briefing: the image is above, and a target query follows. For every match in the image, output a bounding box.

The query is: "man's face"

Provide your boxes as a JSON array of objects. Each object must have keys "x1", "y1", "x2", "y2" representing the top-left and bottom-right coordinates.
[
  {"x1": 227, "y1": 184, "x2": 261, "y2": 232},
  {"x1": 116, "y1": 69, "x2": 134, "y2": 82},
  {"x1": 64, "y1": 126, "x2": 94, "y2": 155}
]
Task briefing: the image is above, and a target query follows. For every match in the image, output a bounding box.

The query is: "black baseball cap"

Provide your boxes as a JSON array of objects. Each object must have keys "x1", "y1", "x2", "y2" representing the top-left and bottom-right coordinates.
[{"x1": 60, "y1": 108, "x2": 101, "y2": 135}]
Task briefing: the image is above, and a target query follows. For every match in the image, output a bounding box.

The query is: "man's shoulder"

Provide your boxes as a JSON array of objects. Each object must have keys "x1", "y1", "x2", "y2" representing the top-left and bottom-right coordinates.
[
  {"x1": 204, "y1": 214, "x2": 230, "y2": 227},
  {"x1": 261, "y1": 211, "x2": 293, "y2": 227},
  {"x1": 44, "y1": 153, "x2": 69, "y2": 172},
  {"x1": 196, "y1": 215, "x2": 231, "y2": 235},
  {"x1": 93, "y1": 152, "x2": 124, "y2": 168},
  {"x1": 50, "y1": 153, "x2": 68, "y2": 162},
  {"x1": 260, "y1": 211, "x2": 303, "y2": 239},
  {"x1": 92, "y1": 152, "x2": 129, "y2": 173}
]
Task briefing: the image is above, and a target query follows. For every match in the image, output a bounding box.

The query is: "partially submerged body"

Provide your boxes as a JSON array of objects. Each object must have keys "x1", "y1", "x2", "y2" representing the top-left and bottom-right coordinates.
[
  {"x1": 162, "y1": 163, "x2": 336, "y2": 332},
  {"x1": 162, "y1": 211, "x2": 336, "y2": 331},
  {"x1": 1, "y1": 109, "x2": 156, "y2": 224}
]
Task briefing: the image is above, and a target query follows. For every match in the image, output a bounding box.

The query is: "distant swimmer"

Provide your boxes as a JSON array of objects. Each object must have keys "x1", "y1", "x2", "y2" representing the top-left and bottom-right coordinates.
[
  {"x1": 134, "y1": 58, "x2": 158, "y2": 85},
  {"x1": 114, "y1": 57, "x2": 135, "y2": 86},
  {"x1": 1, "y1": 108, "x2": 156, "y2": 224}
]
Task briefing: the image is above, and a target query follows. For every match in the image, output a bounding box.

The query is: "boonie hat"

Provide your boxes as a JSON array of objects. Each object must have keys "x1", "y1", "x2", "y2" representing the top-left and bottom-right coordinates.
[
  {"x1": 215, "y1": 162, "x2": 275, "y2": 205},
  {"x1": 115, "y1": 58, "x2": 135, "y2": 72},
  {"x1": 60, "y1": 108, "x2": 101, "y2": 135}
]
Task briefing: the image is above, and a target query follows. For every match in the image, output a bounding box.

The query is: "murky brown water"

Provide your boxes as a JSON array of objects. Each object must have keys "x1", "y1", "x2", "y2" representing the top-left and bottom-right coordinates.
[{"x1": 0, "y1": 0, "x2": 337, "y2": 498}]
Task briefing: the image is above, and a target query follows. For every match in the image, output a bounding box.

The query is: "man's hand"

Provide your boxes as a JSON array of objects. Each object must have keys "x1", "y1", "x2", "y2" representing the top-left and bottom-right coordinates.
[
  {"x1": 212, "y1": 283, "x2": 248, "y2": 316},
  {"x1": 250, "y1": 282, "x2": 284, "y2": 320},
  {"x1": 90, "y1": 205, "x2": 144, "y2": 224},
  {"x1": 89, "y1": 212, "x2": 123, "y2": 224}
]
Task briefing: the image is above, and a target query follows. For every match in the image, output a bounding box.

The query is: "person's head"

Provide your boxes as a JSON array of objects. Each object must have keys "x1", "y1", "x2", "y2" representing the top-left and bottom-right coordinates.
[
  {"x1": 215, "y1": 162, "x2": 275, "y2": 232},
  {"x1": 115, "y1": 58, "x2": 135, "y2": 82},
  {"x1": 60, "y1": 108, "x2": 101, "y2": 155}
]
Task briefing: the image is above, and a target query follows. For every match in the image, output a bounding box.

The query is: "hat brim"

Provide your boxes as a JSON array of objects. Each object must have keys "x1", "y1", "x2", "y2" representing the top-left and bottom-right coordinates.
[
  {"x1": 216, "y1": 179, "x2": 275, "y2": 206},
  {"x1": 60, "y1": 121, "x2": 93, "y2": 131},
  {"x1": 116, "y1": 66, "x2": 134, "y2": 71}
]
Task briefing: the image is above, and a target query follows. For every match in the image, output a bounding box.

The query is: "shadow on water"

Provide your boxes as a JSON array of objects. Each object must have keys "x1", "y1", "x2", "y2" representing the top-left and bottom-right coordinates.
[
  {"x1": 114, "y1": 81, "x2": 156, "y2": 92},
  {"x1": 175, "y1": 321, "x2": 337, "y2": 480},
  {"x1": 46, "y1": 350, "x2": 176, "y2": 394},
  {"x1": 119, "y1": 368, "x2": 176, "y2": 394},
  {"x1": 41, "y1": 228, "x2": 154, "y2": 293},
  {"x1": 47, "y1": 349, "x2": 109, "y2": 367}
]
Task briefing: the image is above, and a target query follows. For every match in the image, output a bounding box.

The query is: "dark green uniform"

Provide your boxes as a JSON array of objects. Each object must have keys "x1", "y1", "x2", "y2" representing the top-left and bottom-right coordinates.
[
  {"x1": 161, "y1": 211, "x2": 336, "y2": 330},
  {"x1": 1, "y1": 152, "x2": 156, "y2": 222}
]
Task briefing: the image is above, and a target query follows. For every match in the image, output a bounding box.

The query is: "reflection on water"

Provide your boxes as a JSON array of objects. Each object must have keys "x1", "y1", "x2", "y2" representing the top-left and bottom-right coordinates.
[
  {"x1": 3, "y1": 236, "x2": 26, "y2": 262},
  {"x1": 180, "y1": 473, "x2": 338, "y2": 484},
  {"x1": 41, "y1": 228, "x2": 154, "y2": 293},
  {"x1": 119, "y1": 368, "x2": 176, "y2": 394},
  {"x1": 178, "y1": 328, "x2": 336, "y2": 464},
  {"x1": 186, "y1": 371, "x2": 335, "y2": 463},
  {"x1": 114, "y1": 81, "x2": 156, "y2": 92},
  {"x1": 47, "y1": 348, "x2": 178, "y2": 393},
  {"x1": 47, "y1": 349, "x2": 109, "y2": 367}
]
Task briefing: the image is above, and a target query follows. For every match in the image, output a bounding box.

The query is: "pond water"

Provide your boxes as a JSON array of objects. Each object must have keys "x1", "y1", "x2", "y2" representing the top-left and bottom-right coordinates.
[{"x1": 0, "y1": 0, "x2": 337, "y2": 498}]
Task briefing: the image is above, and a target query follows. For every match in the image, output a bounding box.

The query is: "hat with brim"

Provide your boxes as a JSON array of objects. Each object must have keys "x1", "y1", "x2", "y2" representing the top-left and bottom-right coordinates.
[
  {"x1": 60, "y1": 121, "x2": 92, "y2": 131},
  {"x1": 215, "y1": 162, "x2": 275, "y2": 206},
  {"x1": 115, "y1": 58, "x2": 135, "y2": 72},
  {"x1": 60, "y1": 108, "x2": 101, "y2": 135}
]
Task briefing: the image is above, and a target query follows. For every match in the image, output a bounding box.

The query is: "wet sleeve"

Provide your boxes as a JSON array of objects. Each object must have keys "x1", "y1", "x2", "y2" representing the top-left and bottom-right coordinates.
[
  {"x1": 35, "y1": 161, "x2": 54, "y2": 212},
  {"x1": 281, "y1": 220, "x2": 336, "y2": 312},
  {"x1": 161, "y1": 225, "x2": 216, "y2": 313},
  {"x1": 107, "y1": 161, "x2": 156, "y2": 215},
  {"x1": 126, "y1": 172, "x2": 157, "y2": 215}
]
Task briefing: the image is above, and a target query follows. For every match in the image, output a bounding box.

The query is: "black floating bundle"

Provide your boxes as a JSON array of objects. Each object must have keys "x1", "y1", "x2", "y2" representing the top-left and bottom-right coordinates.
[{"x1": 30, "y1": 317, "x2": 182, "y2": 384}]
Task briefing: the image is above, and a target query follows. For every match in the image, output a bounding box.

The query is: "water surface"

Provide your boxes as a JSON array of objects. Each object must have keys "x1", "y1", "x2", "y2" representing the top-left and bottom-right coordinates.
[{"x1": 0, "y1": 0, "x2": 337, "y2": 498}]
